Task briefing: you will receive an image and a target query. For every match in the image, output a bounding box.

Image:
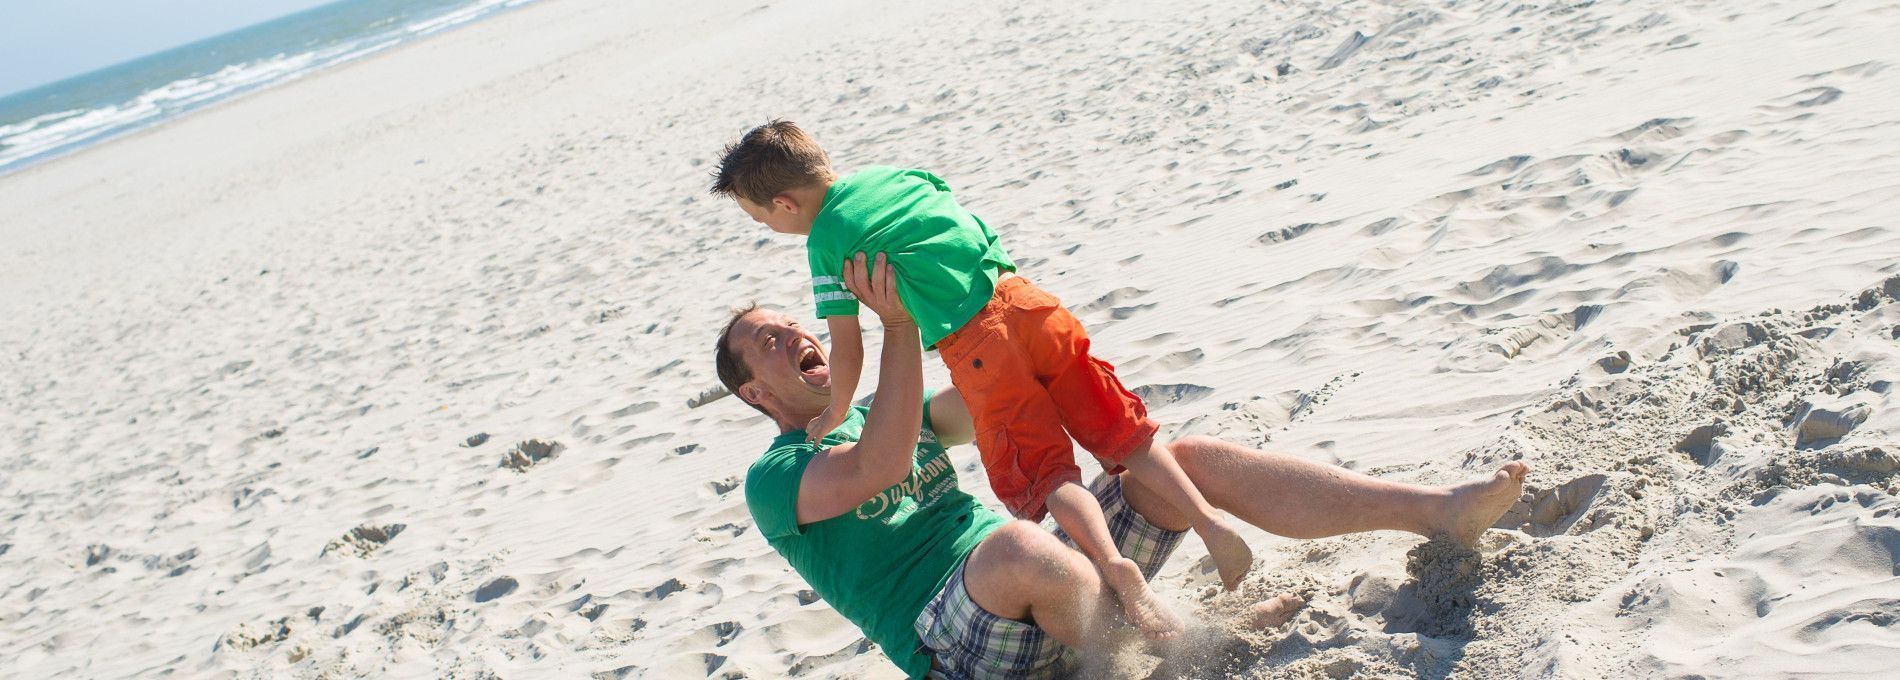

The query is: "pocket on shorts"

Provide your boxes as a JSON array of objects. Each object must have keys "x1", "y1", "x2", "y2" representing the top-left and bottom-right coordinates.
[{"x1": 974, "y1": 427, "x2": 1035, "y2": 518}]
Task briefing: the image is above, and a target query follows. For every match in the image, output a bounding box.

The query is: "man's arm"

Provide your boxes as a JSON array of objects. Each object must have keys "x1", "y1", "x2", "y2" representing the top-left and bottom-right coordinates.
[
  {"x1": 794, "y1": 254, "x2": 923, "y2": 524},
  {"x1": 926, "y1": 387, "x2": 976, "y2": 447}
]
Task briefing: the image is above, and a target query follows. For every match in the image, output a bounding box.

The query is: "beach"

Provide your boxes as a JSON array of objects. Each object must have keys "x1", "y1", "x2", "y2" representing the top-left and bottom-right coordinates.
[{"x1": 2, "y1": 0, "x2": 1897, "y2": 677}]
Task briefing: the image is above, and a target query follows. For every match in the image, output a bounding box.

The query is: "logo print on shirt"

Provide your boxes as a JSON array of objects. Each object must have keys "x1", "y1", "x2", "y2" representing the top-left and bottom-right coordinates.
[{"x1": 853, "y1": 428, "x2": 952, "y2": 520}]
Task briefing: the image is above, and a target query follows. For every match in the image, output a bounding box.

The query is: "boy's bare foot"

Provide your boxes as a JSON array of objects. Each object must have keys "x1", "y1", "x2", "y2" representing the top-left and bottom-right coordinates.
[
  {"x1": 1438, "y1": 461, "x2": 1531, "y2": 545},
  {"x1": 1100, "y1": 556, "x2": 1182, "y2": 640},
  {"x1": 1197, "y1": 518, "x2": 1253, "y2": 591},
  {"x1": 1246, "y1": 593, "x2": 1306, "y2": 629}
]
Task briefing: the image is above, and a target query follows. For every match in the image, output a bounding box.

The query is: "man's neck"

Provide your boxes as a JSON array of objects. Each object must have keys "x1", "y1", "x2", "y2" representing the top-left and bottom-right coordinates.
[{"x1": 774, "y1": 403, "x2": 826, "y2": 435}]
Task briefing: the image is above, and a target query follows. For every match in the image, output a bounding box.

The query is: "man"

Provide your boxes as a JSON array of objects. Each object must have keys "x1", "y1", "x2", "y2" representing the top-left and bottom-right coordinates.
[{"x1": 719, "y1": 255, "x2": 1528, "y2": 679}]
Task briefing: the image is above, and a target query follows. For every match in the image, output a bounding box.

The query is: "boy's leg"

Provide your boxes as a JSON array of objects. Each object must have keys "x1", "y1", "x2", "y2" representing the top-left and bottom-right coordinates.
[
  {"x1": 1044, "y1": 481, "x2": 1182, "y2": 639},
  {"x1": 1116, "y1": 443, "x2": 1255, "y2": 591},
  {"x1": 998, "y1": 278, "x2": 1255, "y2": 590}
]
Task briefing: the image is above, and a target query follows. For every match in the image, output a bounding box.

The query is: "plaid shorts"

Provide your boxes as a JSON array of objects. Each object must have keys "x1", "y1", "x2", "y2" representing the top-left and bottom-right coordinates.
[{"x1": 913, "y1": 474, "x2": 1186, "y2": 679}]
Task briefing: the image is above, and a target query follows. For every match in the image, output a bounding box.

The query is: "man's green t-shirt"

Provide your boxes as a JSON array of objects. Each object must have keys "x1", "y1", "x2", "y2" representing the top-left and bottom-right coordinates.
[
  {"x1": 807, "y1": 166, "x2": 1017, "y2": 348},
  {"x1": 744, "y1": 393, "x2": 1008, "y2": 678}
]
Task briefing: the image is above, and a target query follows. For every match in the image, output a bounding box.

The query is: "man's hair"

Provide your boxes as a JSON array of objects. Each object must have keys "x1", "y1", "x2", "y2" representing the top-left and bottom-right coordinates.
[
  {"x1": 714, "y1": 303, "x2": 770, "y2": 416},
  {"x1": 709, "y1": 120, "x2": 834, "y2": 206}
]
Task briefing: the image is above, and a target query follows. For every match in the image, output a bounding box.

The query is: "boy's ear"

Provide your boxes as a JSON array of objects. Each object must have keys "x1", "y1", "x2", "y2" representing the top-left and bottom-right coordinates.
[{"x1": 772, "y1": 193, "x2": 800, "y2": 215}]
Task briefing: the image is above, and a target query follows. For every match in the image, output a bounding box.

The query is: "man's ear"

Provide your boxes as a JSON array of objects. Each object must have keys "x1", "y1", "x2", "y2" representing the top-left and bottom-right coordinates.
[{"x1": 737, "y1": 382, "x2": 767, "y2": 407}]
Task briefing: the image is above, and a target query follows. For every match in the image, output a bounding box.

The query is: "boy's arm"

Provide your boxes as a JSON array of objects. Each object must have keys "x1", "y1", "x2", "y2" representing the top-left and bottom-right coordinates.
[
  {"x1": 806, "y1": 241, "x2": 863, "y2": 441},
  {"x1": 794, "y1": 255, "x2": 924, "y2": 524},
  {"x1": 806, "y1": 314, "x2": 862, "y2": 441}
]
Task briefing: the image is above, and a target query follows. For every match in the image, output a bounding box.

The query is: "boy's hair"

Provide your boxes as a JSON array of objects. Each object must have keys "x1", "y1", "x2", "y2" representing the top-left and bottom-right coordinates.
[
  {"x1": 714, "y1": 303, "x2": 770, "y2": 417},
  {"x1": 709, "y1": 120, "x2": 834, "y2": 206}
]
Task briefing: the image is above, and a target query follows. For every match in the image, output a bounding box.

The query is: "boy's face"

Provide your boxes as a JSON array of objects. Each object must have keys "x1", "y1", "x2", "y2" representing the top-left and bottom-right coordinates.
[{"x1": 737, "y1": 196, "x2": 812, "y2": 236}]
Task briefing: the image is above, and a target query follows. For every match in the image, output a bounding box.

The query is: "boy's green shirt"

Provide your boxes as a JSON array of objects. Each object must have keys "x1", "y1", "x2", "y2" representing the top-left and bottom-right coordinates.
[
  {"x1": 807, "y1": 166, "x2": 1016, "y2": 348},
  {"x1": 745, "y1": 391, "x2": 1008, "y2": 679}
]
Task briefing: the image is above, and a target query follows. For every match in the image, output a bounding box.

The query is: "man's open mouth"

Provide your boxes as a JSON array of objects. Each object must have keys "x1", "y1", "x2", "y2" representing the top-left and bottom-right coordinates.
[{"x1": 797, "y1": 342, "x2": 829, "y2": 386}]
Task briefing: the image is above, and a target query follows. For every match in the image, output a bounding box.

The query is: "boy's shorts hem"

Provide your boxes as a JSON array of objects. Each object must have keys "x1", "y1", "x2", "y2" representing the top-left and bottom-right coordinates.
[
  {"x1": 913, "y1": 474, "x2": 1185, "y2": 679},
  {"x1": 1097, "y1": 420, "x2": 1160, "y2": 470},
  {"x1": 1018, "y1": 468, "x2": 1083, "y2": 523}
]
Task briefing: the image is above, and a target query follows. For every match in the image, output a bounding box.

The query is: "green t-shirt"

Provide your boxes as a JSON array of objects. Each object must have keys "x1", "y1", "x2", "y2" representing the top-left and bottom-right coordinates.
[
  {"x1": 807, "y1": 166, "x2": 1017, "y2": 348},
  {"x1": 744, "y1": 393, "x2": 1008, "y2": 678}
]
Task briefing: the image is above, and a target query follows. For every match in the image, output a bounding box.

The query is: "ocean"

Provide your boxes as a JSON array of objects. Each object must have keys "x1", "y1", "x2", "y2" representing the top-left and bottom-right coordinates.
[{"x1": 0, "y1": 0, "x2": 539, "y2": 177}]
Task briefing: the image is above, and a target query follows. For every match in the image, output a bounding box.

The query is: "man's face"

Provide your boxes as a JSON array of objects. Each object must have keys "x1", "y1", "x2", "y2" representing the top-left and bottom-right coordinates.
[
  {"x1": 737, "y1": 196, "x2": 811, "y2": 235},
  {"x1": 730, "y1": 308, "x2": 831, "y2": 412}
]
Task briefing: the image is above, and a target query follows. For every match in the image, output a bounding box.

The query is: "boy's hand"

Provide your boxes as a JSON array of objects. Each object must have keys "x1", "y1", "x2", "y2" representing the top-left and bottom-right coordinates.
[
  {"x1": 843, "y1": 252, "x2": 910, "y2": 326},
  {"x1": 806, "y1": 405, "x2": 847, "y2": 444}
]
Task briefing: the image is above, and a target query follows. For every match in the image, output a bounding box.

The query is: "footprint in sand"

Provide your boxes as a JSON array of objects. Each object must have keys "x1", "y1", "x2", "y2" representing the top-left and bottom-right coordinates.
[
  {"x1": 322, "y1": 523, "x2": 405, "y2": 558},
  {"x1": 698, "y1": 523, "x2": 749, "y2": 541},
  {"x1": 1133, "y1": 383, "x2": 1216, "y2": 408},
  {"x1": 1074, "y1": 287, "x2": 1151, "y2": 320},
  {"x1": 217, "y1": 617, "x2": 291, "y2": 653},
  {"x1": 708, "y1": 621, "x2": 742, "y2": 647},
  {"x1": 707, "y1": 476, "x2": 740, "y2": 496},
  {"x1": 559, "y1": 593, "x2": 609, "y2": 621},
  {"x1": 499, "y1": 439, "x2": 564, "y2": 471},
  {"x1": 609, "y1": 401, "x2": 660, "y2": 418},
  {"x1": 1148, "y1": 349, "x2": 1205, "y2": 372},
  {"x1": 645, "y1": 577, "x2": 686, "y2": 601},
  {"x1": 1257, "y1": 219, "x2": 1338, "y2": 245},
  {"x1": 788, "y1": 639, "x2": 877, "y2": 677},
  {"x1": 1494, "y1": 474, "x2": 1608, "y2": 538},
  {"x1": 473, "y1": 576, "x2": 518, "y2": 603}
]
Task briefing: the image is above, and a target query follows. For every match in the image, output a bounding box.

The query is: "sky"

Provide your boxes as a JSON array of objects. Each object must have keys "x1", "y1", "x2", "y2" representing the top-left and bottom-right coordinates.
[{"x1": 0, "y1": 0, "x2": 336, "y2": 97}]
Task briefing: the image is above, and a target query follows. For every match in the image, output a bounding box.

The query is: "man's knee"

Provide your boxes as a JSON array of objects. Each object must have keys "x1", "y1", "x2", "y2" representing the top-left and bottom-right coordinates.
[
  {"x1": 976, "y1": 521, "x2": 1087, "y2": 578},
  {"x1": 964, "y1": 520, "x2": 1092, "y2": 621},
  {"x1": 1166, "y1": 435, "x2": 1221, "y2": 475}
]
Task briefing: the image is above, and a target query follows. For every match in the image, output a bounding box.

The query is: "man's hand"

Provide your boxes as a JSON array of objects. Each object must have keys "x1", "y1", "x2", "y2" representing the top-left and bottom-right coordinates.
[
  {"x1": 843, "y1": 252, "x2": 910, "y2": 326},
  {"x1": 805, "y1": 404, "x2": 847, "y2": 444}
]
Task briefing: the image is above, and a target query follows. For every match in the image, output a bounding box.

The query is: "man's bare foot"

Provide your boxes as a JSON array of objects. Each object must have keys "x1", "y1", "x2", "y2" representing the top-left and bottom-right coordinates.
[
  {"x1": 1438, "y1": 461, "x2": 1531, "y2": 545},
  {"x1": 1246, "y1": 593, "x2": 1306, "y2": 629},
  {"x1": 1100, "y1": 557, "x2": 1182, "y2": 640},
  {"x1": 1196, "y1": 518, "x2": 1253, "y2": 591}
]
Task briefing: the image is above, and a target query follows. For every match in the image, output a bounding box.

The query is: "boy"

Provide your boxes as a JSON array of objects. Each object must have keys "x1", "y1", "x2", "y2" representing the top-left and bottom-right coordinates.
[{"x1": 709, "y1": 120, "x2": 1251, "y2": 638}]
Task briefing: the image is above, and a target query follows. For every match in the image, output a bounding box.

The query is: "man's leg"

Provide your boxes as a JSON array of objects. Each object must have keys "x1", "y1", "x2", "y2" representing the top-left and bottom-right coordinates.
[
  {"x1": 959, "y1": 520, "x2": 1118, "y2": 649},
  {"x1": 1121, "y1": 435, "x2": 1529, "y2": 545}
]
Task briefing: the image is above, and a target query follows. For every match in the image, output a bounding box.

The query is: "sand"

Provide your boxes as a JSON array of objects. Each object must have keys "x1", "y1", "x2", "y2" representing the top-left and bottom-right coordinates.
[{"x1": 2, "y1": 0, "x2": 1897, "y2": 677}]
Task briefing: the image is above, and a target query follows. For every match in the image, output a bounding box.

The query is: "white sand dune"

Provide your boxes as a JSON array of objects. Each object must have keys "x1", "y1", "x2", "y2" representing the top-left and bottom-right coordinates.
[{"x1": 2, "y1": 0, "x2": 1896, "y2": 677}]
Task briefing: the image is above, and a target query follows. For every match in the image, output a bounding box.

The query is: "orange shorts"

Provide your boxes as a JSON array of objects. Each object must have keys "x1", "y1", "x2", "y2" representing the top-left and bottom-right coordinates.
[{"x1": 936, "y1": 276, "x2": 1158, "y2": 521}]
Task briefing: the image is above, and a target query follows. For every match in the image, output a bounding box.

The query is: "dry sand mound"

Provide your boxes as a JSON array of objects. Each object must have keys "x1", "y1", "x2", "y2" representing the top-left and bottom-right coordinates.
[{"x1": 1141, "y1": 276, "x2": 1900, "y2": 678}]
